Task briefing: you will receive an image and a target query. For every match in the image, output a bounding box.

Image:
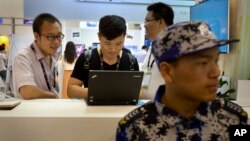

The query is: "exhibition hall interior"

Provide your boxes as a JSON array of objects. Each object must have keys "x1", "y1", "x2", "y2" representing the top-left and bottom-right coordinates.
[{"x1": 0, "y1": 0, "x2": 250, "y2": 141}]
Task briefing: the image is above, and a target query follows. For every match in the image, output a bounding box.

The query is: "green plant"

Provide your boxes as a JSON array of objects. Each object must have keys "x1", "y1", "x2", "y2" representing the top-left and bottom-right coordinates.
[{"x1": 217, "y1": 72, "x2": 235, "y2": 100}]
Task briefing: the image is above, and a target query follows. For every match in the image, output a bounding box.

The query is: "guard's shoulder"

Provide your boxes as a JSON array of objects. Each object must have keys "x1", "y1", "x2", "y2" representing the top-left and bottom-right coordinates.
[
  {"x1": 217, "y1": 98, "x2": 248, "y2": 123},
  {"x1": 118, "y1": 101, "x2": 155, "y2": 127}
]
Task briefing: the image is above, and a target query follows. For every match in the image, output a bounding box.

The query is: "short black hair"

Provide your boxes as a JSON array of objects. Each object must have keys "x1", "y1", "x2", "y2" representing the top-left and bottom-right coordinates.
[
  {"x1": 0, "y1": 44, "x2": 5, "y2": 51},
  {"x1": 147, "y1": 2, "x2": 174, "y2": 26},
  {"x1": 1, "y1": 43, "x2": 5, "y2": 47},
  {"x1": 32, "y1": 13, "x2": 62, "y2": 35},
  {"x1": 99, "y1": 15, "x2": 127, "y2": 40}
]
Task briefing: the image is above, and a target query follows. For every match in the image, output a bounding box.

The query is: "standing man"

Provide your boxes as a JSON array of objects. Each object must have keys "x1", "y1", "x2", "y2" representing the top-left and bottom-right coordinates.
[
  {"x1": 117, "y1": 21, "x2": 248, "y2": 141},
  {"x1": 14, "y1": 13, "x2": 64, "y2": 99},
  {"x1": 142, "y1": 2, "x2": 174, "y2": 99},
  {"x1": 67, "y1": 15, "x2": 139, "y2": 98}
]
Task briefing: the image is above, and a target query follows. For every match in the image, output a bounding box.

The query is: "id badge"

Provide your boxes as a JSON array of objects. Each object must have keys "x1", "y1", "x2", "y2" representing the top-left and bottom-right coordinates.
[{"x1": 142, "y1": 70, "x2": 152, "y2": 88}]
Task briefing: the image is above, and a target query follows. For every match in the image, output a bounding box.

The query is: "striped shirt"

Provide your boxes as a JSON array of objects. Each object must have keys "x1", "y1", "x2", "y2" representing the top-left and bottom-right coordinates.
[{"x1": 13, "y1": 41, "x2": 58, "y2": 98}]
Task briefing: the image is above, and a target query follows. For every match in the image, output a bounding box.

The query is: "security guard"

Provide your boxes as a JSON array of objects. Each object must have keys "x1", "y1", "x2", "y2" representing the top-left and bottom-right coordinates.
[{"x1": 116, "y1": 21, "x2": 248, "y2": 141}]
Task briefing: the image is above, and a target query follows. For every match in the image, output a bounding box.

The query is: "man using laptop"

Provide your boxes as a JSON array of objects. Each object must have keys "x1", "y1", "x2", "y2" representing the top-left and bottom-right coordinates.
[{"x1": 67, "y1": 15, "x2": 139, "y2": 99}]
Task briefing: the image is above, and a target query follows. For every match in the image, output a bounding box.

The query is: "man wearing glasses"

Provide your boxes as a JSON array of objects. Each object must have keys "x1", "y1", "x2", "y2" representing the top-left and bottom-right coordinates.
[
  {"x1": 13, "y1": 13, "x2": 64, "y2": 99},
  {"x1": 142, "y1": 2, "x2": 174, "y2": 99}
]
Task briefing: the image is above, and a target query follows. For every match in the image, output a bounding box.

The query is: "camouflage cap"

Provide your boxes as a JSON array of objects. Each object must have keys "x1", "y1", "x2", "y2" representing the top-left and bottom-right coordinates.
[{"x1": 152, "y1": 21, "x2": 239, "y2": 65}]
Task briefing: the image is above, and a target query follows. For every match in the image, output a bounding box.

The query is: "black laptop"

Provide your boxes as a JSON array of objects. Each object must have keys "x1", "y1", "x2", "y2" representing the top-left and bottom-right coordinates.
[{"x1": 87, "y1": 70, "x2": 144, "y2": 105}]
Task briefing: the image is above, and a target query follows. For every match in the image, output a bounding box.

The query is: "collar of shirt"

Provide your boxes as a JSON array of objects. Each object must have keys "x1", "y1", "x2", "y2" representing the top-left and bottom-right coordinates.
[
  {"x1": 31, "y1": 41, "x2": 57, "y2": 61},
  {"x1": 154, "y1": 85, "x2": 211, "y2": 127}
]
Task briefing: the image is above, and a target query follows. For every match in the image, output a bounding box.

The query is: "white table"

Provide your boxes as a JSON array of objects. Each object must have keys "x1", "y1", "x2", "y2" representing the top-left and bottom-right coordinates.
[
  {"x1": 0, "y1": 99, "x2": 249, "y2": 141},
  {"x1": 0, "y1": 99, "x2": 140, "y2": 141}
]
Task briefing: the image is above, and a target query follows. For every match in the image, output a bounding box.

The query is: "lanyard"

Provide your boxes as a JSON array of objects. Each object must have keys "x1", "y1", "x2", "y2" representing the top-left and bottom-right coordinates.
[
  {"x1": 147, "y1": 53, "x2": 155, "y2": 70},
  {"x1": 99, "y1": 51, "x2": 120, "y2": 70},
  {"x1": 30, "y1": 44, "x2": 56, "y2": 91}
]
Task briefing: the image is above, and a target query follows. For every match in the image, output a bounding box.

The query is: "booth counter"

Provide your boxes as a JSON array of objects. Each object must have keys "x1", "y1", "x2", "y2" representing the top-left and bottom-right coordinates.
[
  {"x1": 0, "y1": 99, "x2": 140, "y2": 141},
  {"x1": 0, "y1": 99, "x2": 249, "y2": 141}
]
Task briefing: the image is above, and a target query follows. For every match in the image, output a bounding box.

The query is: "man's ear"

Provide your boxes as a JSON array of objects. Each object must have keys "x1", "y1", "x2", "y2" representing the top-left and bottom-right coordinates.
[
  {"x1": 159, "y1": 18, "x2": 166, "y2": 26},
  {"x1": 159, "y1": 62, "x2": 174, "y2": 83},
  {"x1": 34, "y1": 32, "x2": 39, "y2": 41}
]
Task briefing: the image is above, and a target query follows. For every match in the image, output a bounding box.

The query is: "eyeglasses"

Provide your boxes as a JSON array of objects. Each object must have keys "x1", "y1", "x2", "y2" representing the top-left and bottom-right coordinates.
[
  {"x1": 144, "y1": 19, "x2": 157, "y2": 23},
  {"x1": 41, "y1": 34, "x2": 65, "y2": 41}
]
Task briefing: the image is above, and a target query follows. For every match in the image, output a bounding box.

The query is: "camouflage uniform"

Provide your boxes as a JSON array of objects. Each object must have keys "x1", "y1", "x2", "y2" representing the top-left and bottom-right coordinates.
[{"x1": 116, "y1": 85, "x2": 248, "y2": 141}]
